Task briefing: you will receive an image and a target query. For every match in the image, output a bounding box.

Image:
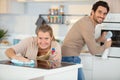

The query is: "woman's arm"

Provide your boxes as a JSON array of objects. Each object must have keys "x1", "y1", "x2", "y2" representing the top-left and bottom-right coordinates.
[
  {"x1": 49, "y1": 41, "x2": 62, "y2": 67},
  {"x1": 5, "y1": 48, "x2": 30, "y2": 62}
]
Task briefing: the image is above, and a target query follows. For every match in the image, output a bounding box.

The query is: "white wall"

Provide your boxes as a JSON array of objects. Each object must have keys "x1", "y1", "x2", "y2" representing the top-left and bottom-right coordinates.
[{"x1": 1, "y1": 1, "x2": 120, "y2": 44}]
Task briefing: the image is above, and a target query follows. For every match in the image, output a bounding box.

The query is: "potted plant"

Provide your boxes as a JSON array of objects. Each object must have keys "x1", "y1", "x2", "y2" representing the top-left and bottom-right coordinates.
[{"x1": 0, "y1": 28, "x2": 8, "y2": 41}]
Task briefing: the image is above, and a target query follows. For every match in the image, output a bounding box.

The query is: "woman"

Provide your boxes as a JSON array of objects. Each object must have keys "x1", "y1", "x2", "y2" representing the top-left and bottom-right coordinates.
[{"x1": 5, "y1": 24, "x2": 61, "y2": 68}]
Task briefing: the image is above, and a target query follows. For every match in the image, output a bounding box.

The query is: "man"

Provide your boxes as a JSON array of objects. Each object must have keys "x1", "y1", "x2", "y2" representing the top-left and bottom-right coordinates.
[{"x1": 62, "y1": 1, "x2": 112, "y2": 80}]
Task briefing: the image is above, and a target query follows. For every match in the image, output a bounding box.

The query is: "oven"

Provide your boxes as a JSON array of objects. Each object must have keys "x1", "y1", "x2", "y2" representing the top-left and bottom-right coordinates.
[
  {"x1": 101, "y1": 25, "x2": 120, "y2": 58},
  {"x1": 101, "y1": 30, "x2": 120, "y2": 47}
]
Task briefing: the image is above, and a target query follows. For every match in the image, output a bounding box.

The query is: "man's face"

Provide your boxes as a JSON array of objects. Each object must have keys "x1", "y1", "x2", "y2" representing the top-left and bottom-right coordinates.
[
  {"x1": 37, "y1": 31, "x2": 52, "y2": 49},
  {"x1": 92, "y1": 6, "x2": 108, "y2": 24}
]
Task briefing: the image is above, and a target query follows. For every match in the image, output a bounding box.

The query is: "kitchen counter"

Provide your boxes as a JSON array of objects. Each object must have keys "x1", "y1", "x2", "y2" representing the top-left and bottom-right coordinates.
[{"x1": 0, "y1": 60, "x2": 82, "y2": 80}]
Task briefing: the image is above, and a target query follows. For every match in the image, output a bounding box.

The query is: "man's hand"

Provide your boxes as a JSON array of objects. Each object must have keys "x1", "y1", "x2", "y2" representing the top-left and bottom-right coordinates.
[
  {"x1": 104, "y1": 39, "x2": 112, "y2": 49},
  {"x1": 96, "y1": 32, "x2": 107, "y2": 43}
]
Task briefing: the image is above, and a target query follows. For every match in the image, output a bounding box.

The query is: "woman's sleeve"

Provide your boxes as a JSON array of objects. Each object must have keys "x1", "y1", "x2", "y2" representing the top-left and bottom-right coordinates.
[
  {"x1": 11, "y1": 37, "x2": 33, "y2": 56},
  {"x1": 53, "y1": 41, "x2": 62, "y2": 62}
]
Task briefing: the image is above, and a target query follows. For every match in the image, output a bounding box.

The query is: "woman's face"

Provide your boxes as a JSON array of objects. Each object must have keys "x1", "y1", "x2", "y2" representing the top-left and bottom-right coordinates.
[{"x1": 37, "y1": 31, "x2": 52, "y2": 49}]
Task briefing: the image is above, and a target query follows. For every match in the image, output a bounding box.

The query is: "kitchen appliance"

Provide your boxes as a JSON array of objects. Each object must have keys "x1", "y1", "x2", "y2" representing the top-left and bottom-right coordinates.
[
  {"x1": 96, "y1": 18, "x2": 120, "y2": 58},
  {"x1": 93, "y1": 25, "x2": 120, "y2": 80},
  {"x1": 101, "y1": 30, "x2": 120, "y2": 47},
  {"x1": 93, "y1": 13, "x2": 120, "y2": 59},
  {"x1": 100, "y1": 24, "x2": 120, "y2": 58}
]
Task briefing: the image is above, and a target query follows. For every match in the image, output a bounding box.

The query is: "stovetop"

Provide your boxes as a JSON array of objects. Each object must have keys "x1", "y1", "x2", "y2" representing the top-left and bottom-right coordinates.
[{"x1": 0, "y1": 60, "x2": 75, "y2": 69}]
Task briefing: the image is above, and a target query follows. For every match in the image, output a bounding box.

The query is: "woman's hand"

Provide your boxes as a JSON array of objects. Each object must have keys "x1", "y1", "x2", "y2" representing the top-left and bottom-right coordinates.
[
  {"x1": 49, "y1": 52, "x2": 61, "y2": 68},
  {"x1": 5, "y1": 48, "x2": 30, "y2": 62},
  {"x1": 49, "y1": 52, "x2": 61, "y2": 62},
  {"x1": 12, "y1": 56, "x2": 30, "y2": 62}
]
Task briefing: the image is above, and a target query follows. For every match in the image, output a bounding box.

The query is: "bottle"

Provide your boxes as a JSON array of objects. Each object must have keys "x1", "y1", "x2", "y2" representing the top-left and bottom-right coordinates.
[
  {"x1": 59, "y1": 5, "x2": 64, "y2": 15},
  {"x1": 55, "y1": 8, "x2": 58, "y2": 15},
  {"x1": 47, "y1": 15, "x2": 50, "y2": 23},
  {"x1": 49, "y1": 48, "x2": 56, "y2": 68},
  {"x1": 59, "y1": 5, "x2": 64, "y2": 24},
  {"x1": 52, "y1": 48, "x2": 55, "y2": 55}
]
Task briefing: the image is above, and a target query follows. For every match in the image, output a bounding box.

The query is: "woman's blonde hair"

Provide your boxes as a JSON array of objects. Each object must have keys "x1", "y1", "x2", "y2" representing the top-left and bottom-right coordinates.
[{"x1": 36, "y1": 24, "x2": 55, "y2": 41}]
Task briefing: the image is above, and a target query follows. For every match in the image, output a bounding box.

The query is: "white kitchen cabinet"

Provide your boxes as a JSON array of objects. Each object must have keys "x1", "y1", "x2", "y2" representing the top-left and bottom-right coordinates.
[
  {"x1": 80, "y1": 53, "x2": 93, "y2": 80},
  {"x1": 93, "y1": 57, "x2": 120, "y2": 80},
  {"x1": 80, "y1": 53, "x2": 120, "y2": 80},
  {"x1": 0, "y1": 0, "x2": 24, "y2": 14},
  {"x1": 0, "y1": 46, "x2": 10, "y2": 60}
]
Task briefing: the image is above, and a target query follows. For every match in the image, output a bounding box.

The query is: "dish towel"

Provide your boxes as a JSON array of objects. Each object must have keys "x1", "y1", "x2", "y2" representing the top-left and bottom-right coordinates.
[
  {"x1": 11, "y1": 59, "x2": 35, "y2": 67},
  {"x1": 102, "y1": 31, "x2": 113, "y2": 59}
]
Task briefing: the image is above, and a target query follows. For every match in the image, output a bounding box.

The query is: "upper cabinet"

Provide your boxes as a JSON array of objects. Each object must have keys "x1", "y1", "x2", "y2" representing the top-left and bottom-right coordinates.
[
  {"x1": 102, "y1": 0, "x2": 120, "y2": 13},
  {"x1": 17, "y1": 0, "x2": 96, "y2": 2},
  {"x1": 0, "y1": 0, "x2": 24, "y2": 14}
]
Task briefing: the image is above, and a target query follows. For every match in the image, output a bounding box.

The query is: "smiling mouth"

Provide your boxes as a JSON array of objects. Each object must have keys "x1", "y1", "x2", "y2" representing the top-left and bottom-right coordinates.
[
  {"x1": 99, "y1": 17, "x2": 104, "y2": 20},
  {"x1": 41, "y1": 45, "x2": 47, "y2": 47},
  {"x1": 98, "y1": 18, "x2": 104, "y2": 22}
]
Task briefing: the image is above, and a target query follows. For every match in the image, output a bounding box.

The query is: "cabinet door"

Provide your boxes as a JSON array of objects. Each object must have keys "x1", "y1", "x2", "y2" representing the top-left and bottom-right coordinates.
[
  {"x1": 93, "y1": 57, "x2": 120, "y2": 80},
  {"x1": 17, "y1": 0, "x2": 96, "y2": 2},
  {"x1": 103, "y1": 0, "x2": 120, "y2": 13},
  {"x1": 0, "y1": 0, "x2": 24, "y2": 14},
  {"x1": 80, "y1": 53, "x2": 93, "y2": 80},
  {"x1": 0, "y1": 0, "x2": 8, "y2": 13}
]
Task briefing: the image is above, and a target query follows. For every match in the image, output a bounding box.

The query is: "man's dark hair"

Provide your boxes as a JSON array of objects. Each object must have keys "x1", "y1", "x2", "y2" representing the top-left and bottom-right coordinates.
[{"x1": 92, "y1": 1, "x2": 110, "y2": 13}]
